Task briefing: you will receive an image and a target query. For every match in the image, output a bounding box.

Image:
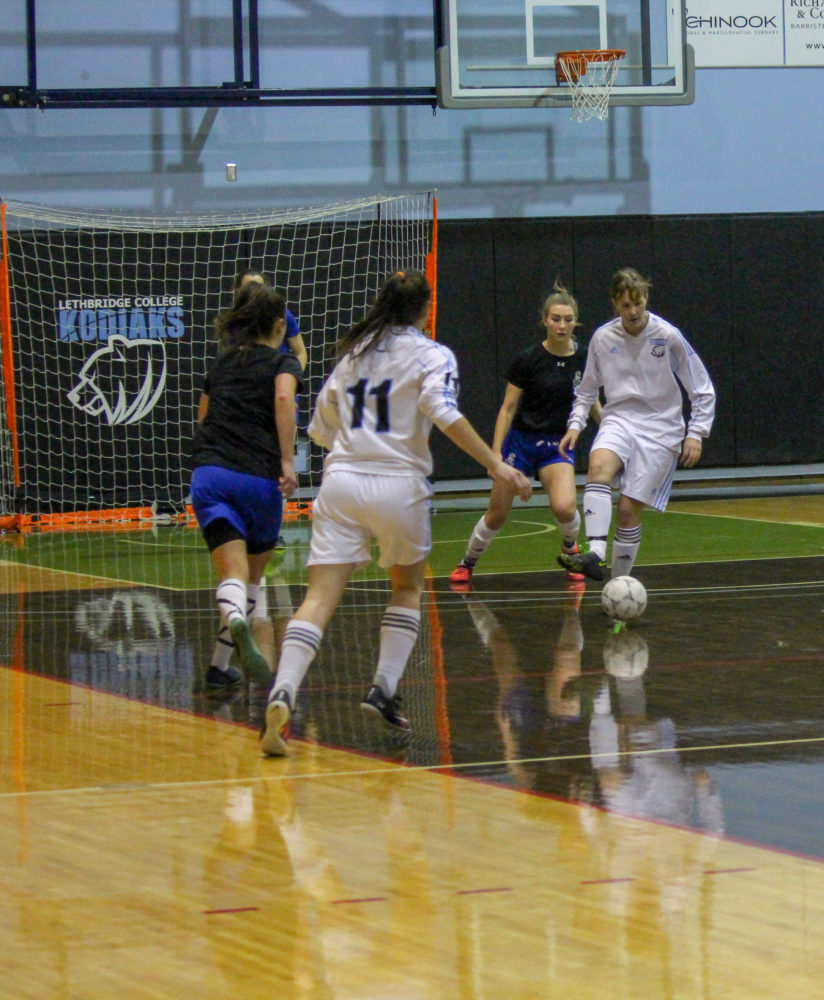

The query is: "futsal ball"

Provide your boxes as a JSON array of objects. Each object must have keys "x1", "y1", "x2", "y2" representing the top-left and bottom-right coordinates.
[
  {"x1": 600, "y1": 575, "x2": 647, "y2": 622},
  {"x1": 603, "y1": 629, "x2": 649, "y2": 678}
]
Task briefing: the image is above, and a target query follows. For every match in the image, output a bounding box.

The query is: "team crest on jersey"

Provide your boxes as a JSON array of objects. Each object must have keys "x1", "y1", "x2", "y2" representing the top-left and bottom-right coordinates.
[
  {"x1": 572, "y1": 371, "x2": 582, "y2": 389},
  {"x1": 650, "y1": 339, "x2": 666, "y2": 358},
  {"x1": 67, "y1": 335, "x2": 167, "y2": 425}
]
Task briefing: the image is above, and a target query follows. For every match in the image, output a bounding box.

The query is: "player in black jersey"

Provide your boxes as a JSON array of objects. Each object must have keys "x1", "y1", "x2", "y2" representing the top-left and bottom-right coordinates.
[
  {"x1": 190, "y1": 282, "x2": 304, "y2": 688},
  {"x1": 204, "y1": 271, "x2": 307, "y2": 687},
  {"x1": 450, "y1": 283, "x2": 601, "y2": 589}
]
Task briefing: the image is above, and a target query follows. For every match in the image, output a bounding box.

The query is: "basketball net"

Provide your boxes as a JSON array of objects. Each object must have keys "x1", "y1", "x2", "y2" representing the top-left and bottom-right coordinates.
[{"x1": 555, "y1": 50, "x2": 626, "y2": 122}]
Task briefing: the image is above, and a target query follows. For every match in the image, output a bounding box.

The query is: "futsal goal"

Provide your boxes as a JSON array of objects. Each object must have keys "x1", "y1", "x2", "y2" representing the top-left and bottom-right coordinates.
[{"x1": 0, "y1": 191, "x2": 437, "y2": 528}]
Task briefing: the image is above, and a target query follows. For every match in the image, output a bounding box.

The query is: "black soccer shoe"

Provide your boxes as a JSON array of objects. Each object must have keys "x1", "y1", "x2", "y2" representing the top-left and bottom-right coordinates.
[
  {"x1": 360, "y1": 685, "x2": 411, "y2": 732},
  {"x1": 557, "y1": 550, "x2": 606, "y2": 581},
  {"x1": 205, "y1": 664, "x2": 243, "y2": 690}
]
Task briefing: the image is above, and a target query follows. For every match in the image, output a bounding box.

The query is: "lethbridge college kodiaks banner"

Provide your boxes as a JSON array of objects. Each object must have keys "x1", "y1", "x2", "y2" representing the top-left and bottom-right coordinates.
[
  {"x1": 59, "y1": 296, "x2": 183, "y2": 426},
  {"x1": 14, "y1": 279, "x2": 207, "y2": 513},
  {"x1": 687, "y1": 0, "x2": 824, "y2": 66},
  {"x1": 6, "y1": 226, "x2": 229, "y2": 513},
  {"x1": 47, "y1": 289, "x2": 198, "y2": 512}
]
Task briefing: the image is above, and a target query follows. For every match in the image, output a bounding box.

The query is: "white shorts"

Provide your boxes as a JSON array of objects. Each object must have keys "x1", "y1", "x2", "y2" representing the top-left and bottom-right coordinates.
[
  {"x1": 309, "y1": 468, "x2": 433, "y2": 569},
  {"x1": 592, "y1": 418, "x2": 679, "y2": 511}
]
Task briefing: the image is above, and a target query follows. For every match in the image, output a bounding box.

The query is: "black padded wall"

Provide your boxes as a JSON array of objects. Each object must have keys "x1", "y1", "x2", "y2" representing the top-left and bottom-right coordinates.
[
  {"x1": 432, "y1": 212, "x2": 824, "y2": 482},
  {"x1": 649, "y1": 215, "x2": 735, "y2": 467},
  {"x1": 729, "y1": 215, "x2": 823, "y2": 465},
  {"x1": 430, "y1": 221, "x2": 499, "y2": 479},
  {"x1": 491, "y1": 217, "x2": 576, "y2": 374},
  {"x1": 569, "y1": 216, "x2": 654, "y2": 338}
]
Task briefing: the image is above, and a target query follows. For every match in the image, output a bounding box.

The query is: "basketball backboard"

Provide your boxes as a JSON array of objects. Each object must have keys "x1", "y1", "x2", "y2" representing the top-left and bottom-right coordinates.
[{"x1": 436, "y1": 0, "x2": 694, "y2": 109}]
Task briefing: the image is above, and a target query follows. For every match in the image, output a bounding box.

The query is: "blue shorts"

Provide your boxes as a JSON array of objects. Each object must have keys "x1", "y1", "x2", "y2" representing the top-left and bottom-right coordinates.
[
  {"x1": 190, "y1": 465, "x2": 283, "y2": 553},
  {"x1": 502, "y1": 426, "x2": 573, "y2": 479}
]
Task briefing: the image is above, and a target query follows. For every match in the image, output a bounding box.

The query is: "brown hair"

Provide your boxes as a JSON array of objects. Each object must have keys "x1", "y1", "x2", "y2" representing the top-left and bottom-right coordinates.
[
  {"x1": 337, "y1": 270, "x2": 431, "y2": 357},
  {"x1": 232, "y1": 270, "x2": 265, "y2": 296},
  {"x1": 215, "y1": 281, "x2": 285, "y2": 353},
  {"x1": 610, "y1": 268, "x2": 652, "y2": 304}
]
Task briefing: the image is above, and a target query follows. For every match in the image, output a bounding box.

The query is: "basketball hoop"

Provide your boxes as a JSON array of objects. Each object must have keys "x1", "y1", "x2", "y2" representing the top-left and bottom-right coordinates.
[{"x1": 554, "y1": 49, "x2": 626, "y2": 122}]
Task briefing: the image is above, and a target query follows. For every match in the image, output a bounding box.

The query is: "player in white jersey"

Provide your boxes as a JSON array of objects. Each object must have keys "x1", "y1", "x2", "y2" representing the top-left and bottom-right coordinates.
[
  {"x1": 556, "y1": 268, "x2": 715, "y2": 583},
  {"x1": 260, "y1": 270, "x2": 533, "y2": 755}
]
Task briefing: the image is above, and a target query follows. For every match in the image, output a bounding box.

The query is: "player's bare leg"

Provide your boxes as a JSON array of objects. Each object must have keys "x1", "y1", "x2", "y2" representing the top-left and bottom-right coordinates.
[
  {"x1": 541, "y1": 461, "x2": 583, "y2": 580},
  {"x1": 557, "y1": 448, "x2": 623, "y2": 581},
  {"x1": 261, "y1": 563, "x2": 355, "y2": 756},
  {"x1": 450, "y1": 479, "x2": 517, "y2": 587}
]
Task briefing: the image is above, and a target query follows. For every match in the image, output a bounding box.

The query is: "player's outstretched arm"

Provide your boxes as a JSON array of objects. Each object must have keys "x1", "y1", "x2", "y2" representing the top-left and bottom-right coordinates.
[
  {"x1": 488, "y1": 457, "x2": 533, "y2": 501},
  {"x1": 491, "y1": 383, "x2": 523, "y2": 456},
  {"x1": 289, "y1": 332, "x2": 308, "y2": 371},
  {"x1": 442, "y1": 416, "x2": 532, "y2": 501}
]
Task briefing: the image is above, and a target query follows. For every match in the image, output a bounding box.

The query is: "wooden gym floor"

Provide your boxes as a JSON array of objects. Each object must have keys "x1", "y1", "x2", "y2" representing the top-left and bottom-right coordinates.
[{"x1": 2, "y1": 496, "x2": 824, "y2": 998}]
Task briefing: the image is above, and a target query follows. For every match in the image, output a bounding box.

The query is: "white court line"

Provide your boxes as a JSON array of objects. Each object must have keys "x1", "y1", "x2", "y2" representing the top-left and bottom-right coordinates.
[
  {"x1": 6, "y1": 733, "x2": 824, "y2": 801},
  {"x1": 668, "y1": 508, "x2": 824, "y2": 529},
  {"x1": 430, "y1": 518, "x2": 555, "y2": 546},
  {"x1": 0, "y1": 558, "x2": 146, "y2": 589}
]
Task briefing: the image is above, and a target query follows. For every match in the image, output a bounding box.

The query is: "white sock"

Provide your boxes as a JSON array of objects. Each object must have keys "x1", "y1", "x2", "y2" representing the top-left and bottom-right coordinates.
[
  {"x1": 217, "y1": 578, "x2": 247, "y2": 624},
  {"x1": 463, "y1": 516, "x2": 499, "y2": 568},
  {"x1": 464, "y1": 598, "x2": 500, "y2": 647},
  {"x1": 211, "y1": 582, "x2": 266, "y2": 670},
  {"x1": 272, "y1": 620, "x2": 323, "y2": 703},
  {"x1": 247, "y1": 582, "x2": 266, "y2": 620},
  {"x1": 374, "y1": 606, "x2": 421, "y2": 698},
  {"x1": 557, "y1": 510, "x2": 581, "y2": 550},
  {"x1": 210, "y1": 619, "x2": 234, "y2": 670},
  {"x1": 612, "y1": 524, "x2": 642, "y2": 577},
  {"x1": 583, "y1": 483, "x2": 612, "y2": 561},
  {"x1": 558, "y1": 608, "x2": 584, "y2": 651}
]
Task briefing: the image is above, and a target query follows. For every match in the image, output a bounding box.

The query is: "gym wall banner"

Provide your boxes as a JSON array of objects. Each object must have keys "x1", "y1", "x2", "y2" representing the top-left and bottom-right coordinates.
[{"x1": 687, "y1": 0, "x2": 824, "y2": 66}]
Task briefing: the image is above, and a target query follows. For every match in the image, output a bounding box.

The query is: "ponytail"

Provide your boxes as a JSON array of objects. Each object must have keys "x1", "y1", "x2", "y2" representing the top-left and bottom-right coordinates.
[{"x1": 337, "y1": 270, "x2": 431, "y2": 357}]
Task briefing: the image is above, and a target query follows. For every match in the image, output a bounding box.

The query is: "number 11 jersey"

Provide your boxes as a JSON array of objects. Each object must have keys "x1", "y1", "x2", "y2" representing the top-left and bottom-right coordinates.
[{"x1": 309, "y1": 325, "x2": 464, "y2": 477}]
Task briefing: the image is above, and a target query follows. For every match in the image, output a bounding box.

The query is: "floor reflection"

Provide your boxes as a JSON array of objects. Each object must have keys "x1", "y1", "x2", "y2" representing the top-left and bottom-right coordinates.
[{"x1": 11, "y1": 555, "x2": 824, "y2": 859}]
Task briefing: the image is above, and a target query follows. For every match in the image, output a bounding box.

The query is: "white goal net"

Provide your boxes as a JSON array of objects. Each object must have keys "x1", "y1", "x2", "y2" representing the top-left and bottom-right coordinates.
[{"x1": 0, "y1": 192, "x2": 436, "y2": 523}]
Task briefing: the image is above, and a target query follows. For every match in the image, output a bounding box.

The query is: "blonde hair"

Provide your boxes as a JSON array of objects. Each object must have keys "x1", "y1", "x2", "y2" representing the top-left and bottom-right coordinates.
[{"x1": 541, "y1": 282, "x2": 579, "y2": 325}]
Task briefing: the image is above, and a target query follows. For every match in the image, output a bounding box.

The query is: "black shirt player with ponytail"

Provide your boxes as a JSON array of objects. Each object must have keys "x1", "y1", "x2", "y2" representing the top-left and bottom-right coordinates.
[{"x1": 190, "y1": 282, "x2": 304, "y2": 688}]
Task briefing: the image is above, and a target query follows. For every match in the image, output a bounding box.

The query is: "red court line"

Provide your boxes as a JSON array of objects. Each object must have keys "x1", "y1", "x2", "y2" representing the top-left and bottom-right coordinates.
[
  {"x1": 333, "y1": 897, "x2": 387, "y2": 905},
  {"x1": 581, "y1": 878, "x2": 635, "y2": 885},
  {"x1": 456, "y1": 887, "x2": 513, "y2": 895},
  {"x1": 703, "y1": 867, "x2": 756, "y2": 875},
  {"x1": 203, "y1": 906, "x2": 260, "y2": 915}
]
